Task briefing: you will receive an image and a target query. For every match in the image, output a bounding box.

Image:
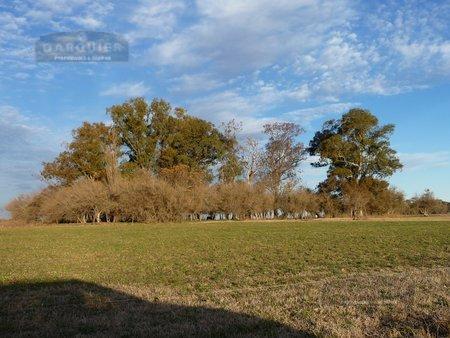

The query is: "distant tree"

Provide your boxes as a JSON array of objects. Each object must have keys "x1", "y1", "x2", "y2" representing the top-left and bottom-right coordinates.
[
  {"x1": 215, "y1": 181, "x2": 274, "y2": 219},
  {"x1": 310, "y1": 109, "x2": 402, "y2": 190},
  {"x1": 316, "y1": 191, "x2": 341, "y2": 217},
  {"x1": 41, "y1": 122, "x2": 116, "y2": 185},
  {"x1": 408, "y1": 189, "x2": 448, "y2": 215},
  {"x1": 44, "y1": 97, "x2": 234, "y2": 186},
  {"x1": 218, "y1": 120, "x2": 243, "y2": 183},
  {"x1": 240, "y1": 137, "x2": 262, "y2": 184},
  {"x1": 150, "y1": 99, "x2": 231, "y2": 176},
  {"x1": 278, "y1": 188, "x2": 319, "y2": 216},
  {"x1": 159, "y1": 164, "x2": 206, "y2": 188},
  {"x1": 108, "y1": 97, "x2": 155, "y2": 172},
  {"x1": 260, "y1": 122, "x2": 305, "y2": 202},
  {"x1": 309, "y1": 108, "x2": 402, "y2": 216},
  {"x1": 6, "y1": 194, "x2": 39, "y2": 222}
]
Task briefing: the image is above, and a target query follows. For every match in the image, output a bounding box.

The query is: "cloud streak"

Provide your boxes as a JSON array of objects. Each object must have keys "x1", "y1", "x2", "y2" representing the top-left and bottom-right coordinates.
[
  {"x1": 0, "y1": 105, "x2": 57, "y2": 216},
  {"x1": 100, "y1": 81, "x2": 150, "y2": 98},
  {"x1": 399, "y1": 152, "x2": 450, "y2": 171}
]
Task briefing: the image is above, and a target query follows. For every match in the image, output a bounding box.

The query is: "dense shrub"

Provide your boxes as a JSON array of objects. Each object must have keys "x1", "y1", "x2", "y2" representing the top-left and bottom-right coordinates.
[
  {"x1": 6, "y1": 172, "x2": 446, "y2": 224},
  {"x1": 5, "y1": 194, "x2": 35, "y2": 222},
  {"x1": 367, "y1": 187, "x2": 406, "y2": 215},
  {"x1": 214, "y1": 182, "x2": 274, "y2": 219},
  {"x1": 38, "y1": 179, "x2": 109, "y2": 223},
  {"x1": 407, "y1": 190, "x2": 448, "y2": 215},
  {"x1": 6, "y1": 188, "x2": 53, "y2": 222},
  {"x1": 159, "y1": 165, "x2": 211, "y2": 219},
  {"x1": 278, "y1": 189, "x2": 319, "y2": 218},
  {"x1": 107, "y1": 171, "x2": 180, "y2": 222}
]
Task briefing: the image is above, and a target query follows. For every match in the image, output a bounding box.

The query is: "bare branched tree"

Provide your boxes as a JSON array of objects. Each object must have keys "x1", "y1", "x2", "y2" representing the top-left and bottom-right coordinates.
[{"x1": 260, "y1": 122, "x2": 306, "y2": 203}]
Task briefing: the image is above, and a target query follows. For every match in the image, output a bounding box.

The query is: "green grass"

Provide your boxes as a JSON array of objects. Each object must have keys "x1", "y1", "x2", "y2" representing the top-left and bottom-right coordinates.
[
  {"x1": 1, "y1": 220, "x2": 448, "y2": 289},
  {"x1": 1, "y1": 220, "x2": 449, "y2": 336}
]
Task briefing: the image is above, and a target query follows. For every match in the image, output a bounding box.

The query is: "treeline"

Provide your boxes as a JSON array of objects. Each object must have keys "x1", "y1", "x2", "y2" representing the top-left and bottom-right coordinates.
[{"x1": 6, "y1": 98, "x2": 448, "y2": 223}]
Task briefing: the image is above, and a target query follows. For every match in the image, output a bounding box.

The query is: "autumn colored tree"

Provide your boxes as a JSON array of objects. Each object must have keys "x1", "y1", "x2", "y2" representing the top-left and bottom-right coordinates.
[
  {"x1": 408, "y1": 189, "x2": 448, "y2": 215},
  {"x1": 41, "y1": 122, "x2": 116, "y2": 185}
]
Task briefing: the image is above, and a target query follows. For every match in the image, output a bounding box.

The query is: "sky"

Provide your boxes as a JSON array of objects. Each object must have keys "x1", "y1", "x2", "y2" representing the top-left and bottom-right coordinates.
[{"x1": 0, "y1": 0, "x2": 450, "y2": 216}]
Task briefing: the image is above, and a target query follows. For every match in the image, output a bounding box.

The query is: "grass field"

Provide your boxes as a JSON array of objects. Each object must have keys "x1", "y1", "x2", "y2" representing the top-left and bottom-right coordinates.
[{"x1": 1, "y1": 220, "x2": 449, "y2": 336}]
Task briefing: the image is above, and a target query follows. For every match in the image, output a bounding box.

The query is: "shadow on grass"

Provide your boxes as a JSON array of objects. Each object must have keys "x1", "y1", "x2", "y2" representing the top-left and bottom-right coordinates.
[{"x1": 0, "y1": 280, "x2": 313, "y2": 337}]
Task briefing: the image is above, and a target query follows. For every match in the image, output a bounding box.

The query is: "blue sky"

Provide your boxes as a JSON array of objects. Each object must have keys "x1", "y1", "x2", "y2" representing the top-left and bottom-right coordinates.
[{"x1": 1, "y1": 0, "x2": 449, "y2": 216}]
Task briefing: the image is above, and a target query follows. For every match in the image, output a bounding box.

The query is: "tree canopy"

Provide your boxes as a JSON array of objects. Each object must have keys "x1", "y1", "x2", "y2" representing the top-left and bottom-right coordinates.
[
  {"x1": 309, "y1": 108, "x2": 402, "y2": 194},
  {"x1": 42, "y1": 98, "x2": 238, "y2": 184},
  {"x1": 41, "y1": 122, "x2": 116, "y2": 185},
  {"x1": 108, "y1": 97, "x2": 155, "y2": 172}
]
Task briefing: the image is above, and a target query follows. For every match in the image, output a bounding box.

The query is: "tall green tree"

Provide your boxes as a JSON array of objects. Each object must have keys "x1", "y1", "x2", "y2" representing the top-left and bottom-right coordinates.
[
  {"x1": 108, "y1": 97, "x2": 155, "y2": 171},
  {"x1": 150, "y1": 99, "x2": 231, "y2": 176},
  {"x1": 41, "y1": 122, "x2": 116, "y2": 185},
  {"x1": 309, "y1": 108, "x2": 402, "y2": 215},
  {"x1": 44, "y1": 97, "x2": 245, "y2": 185}
]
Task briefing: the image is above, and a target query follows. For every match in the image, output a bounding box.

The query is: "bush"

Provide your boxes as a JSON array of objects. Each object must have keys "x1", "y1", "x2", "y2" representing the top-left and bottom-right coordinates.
[
  {"x1": 407, "y1": 190, "x2": 448, "y2": 215},
  {"x1": 5, "y1": 194, "x2": 35, "y2": 222},
  {"x1": 278, "y1": 188, "x2": 319, "y2": 218},
  {"x1": 40, "y1": 178, "x2": 110, "y2": 223},
  {"x1": 6, "y1": 170, "x2": 447, "y2": 223},
  {"x1": 113, "y1": 170, "x2": 181, "y2": 222},
  {"x1": 160, "y1": 165, "x2": 211, "y2": 219},
  {"x1": 6, "y1": 188, "x2": 54, "y2": 223},
  {"x1": 214, "y1": 182, "x2": 274, "y2": 219},
  {"x1": 367, "y1": 187, "x2": 406, "y2": 215}
]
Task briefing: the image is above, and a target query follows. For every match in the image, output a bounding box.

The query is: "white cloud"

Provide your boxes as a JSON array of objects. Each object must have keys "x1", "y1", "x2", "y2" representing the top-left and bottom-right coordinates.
[
  {"x1": 1, "y1": 0, "x2": 449, "y2": 103},
  {"x1": 283, "y1": 102, "x2": 356, "y2": 127},
  {"x1": 170, "y1": 73, "x2": 223, "y2": 94},
  {"x1": 0, "y1": 105, "x2": 57, "y2": 216},
  {"x1": 399, "y1": 152, "x2": 450, "y2": 171},
  {"x1": 368, "y1": 0, "x2": 450, "y2": 78},
  {"x1": 149, "y1": 0, "x2": 354, "y2": 72},
  {"x1": 293, "y1": 33, "x2": 398, "y2": 96},
  {"x1": 187, "y1": 88, "x2": 355, "y2": 136},
  {"x1": 72, "y1": 16, "x2": 103, "y2": 29},
  {"x1": 187, "y1": 90, "x2": 280, "y2": 135},
  {"x1": 189, "y1": 90, "x2": 254, "y2": 119},
  {"x1": 127, "y1": 0, "x2": 185, "y2": 42},
  {"x1": 100, "y1": 82, "x2": 150, "y2": 97},
  {"x1": 31, "y1": 0, "x2": 89, "y2": 14},
  {"x1": 24, "y1": 9, "x2": 52, "y2": 22},
  {"x1": 144, "y1": 0, "x2": 450, "y2": 98}
]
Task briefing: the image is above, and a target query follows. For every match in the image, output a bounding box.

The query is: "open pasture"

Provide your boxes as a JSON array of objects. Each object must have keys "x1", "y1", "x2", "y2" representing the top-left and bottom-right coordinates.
[{"x1": 1, "y1": 220, "x2": 449, "y2": 336}]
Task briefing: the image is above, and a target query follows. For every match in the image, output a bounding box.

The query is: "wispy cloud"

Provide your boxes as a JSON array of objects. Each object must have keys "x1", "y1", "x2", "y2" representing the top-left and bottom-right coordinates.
[
  {"x1": 0, "y1": 105, "x2": 57, "y2": 215},
  {"x1": 283, "y1": 102, "x2": 357, "y2": 127},
  {"x1": 399, "y1": 152, "x2": 450, "y2": 171},
  {"x1": 148, "y1": 0, "x2": 354, "y2": 72},
  {"x1": 100, "y1": 82, "x2": 150, "y2": 98},
  {"x1": 127, "y1": 0, "x2": 185, "y2": 42},
  {"x1": 170, "y1": 73, "x2": 223, "y2": 94}
]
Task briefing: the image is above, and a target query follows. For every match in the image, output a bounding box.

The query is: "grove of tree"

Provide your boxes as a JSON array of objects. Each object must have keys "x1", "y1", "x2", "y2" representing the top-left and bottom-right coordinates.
[{"x1": 7, "y1": 98, "x2": 448, "y2": 223}]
